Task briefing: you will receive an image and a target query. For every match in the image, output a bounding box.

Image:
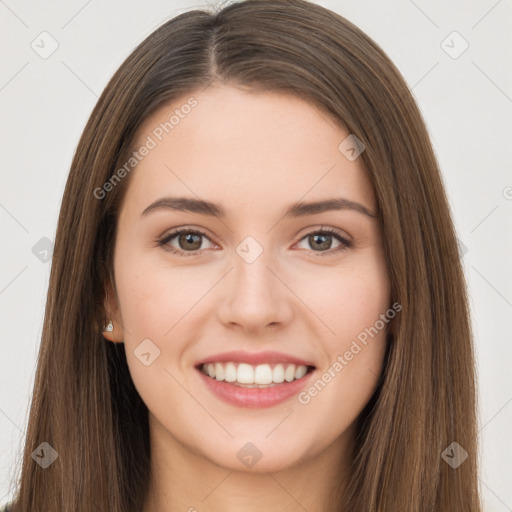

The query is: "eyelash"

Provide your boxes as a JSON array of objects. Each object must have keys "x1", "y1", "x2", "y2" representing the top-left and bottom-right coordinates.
[{"x1": 155, "y1": 226, "x2": 353, "y2": 258}]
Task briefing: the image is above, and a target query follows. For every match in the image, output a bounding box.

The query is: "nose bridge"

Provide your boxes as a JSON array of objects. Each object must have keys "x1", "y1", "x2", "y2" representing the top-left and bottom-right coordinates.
[
  {"x1": 233, "y1": 240, "x2": 279, "y2": 305},
  {"x1": 218, "y1": 234, "x2": 293, "y2": 329}
]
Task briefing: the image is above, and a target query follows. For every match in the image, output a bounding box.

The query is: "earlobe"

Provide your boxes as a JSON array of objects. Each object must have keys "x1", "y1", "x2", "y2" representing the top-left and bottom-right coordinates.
[
  {"x1": 102, "y1": 319, "x2": 124, "y2": 343},
  {"x1": 102, "y1": 320, "x2": 115, "y2": 341},
  {"x1": 104, "y1": 320, "x2": 114, "y2": 333},
  {"x1": 102, "y1": 282, "x2": 124, "y2": 343}
]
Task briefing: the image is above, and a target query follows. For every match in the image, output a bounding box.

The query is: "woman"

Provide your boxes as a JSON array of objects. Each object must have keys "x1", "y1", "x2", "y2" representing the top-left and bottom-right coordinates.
[{"x1": 4, "y1": 0, "x2": 481, "y2": 510}]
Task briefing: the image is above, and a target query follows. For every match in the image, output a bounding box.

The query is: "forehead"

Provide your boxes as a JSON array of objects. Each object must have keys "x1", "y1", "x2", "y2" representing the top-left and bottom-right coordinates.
[{"x1": 119, "y1": 84, "x2": 376, "y2": 221}]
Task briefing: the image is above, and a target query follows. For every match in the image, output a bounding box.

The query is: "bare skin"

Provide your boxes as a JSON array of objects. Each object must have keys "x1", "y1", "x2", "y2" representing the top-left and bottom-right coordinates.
[{"x1": 103, "y1": 83, "x2": 391, "y2": 512}]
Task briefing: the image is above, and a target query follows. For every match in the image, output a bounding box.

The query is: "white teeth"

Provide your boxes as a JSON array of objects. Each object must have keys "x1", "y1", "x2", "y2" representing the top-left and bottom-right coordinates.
[
  {"x1": 201, "y1": 362, "x2": 311, "y2": 385},
  {"x1": 254, "y1": 364, "x2": 273, "y2": 384},
  {"x1": 284, "y1": 364, "x2": 296, "y2": 382},
  {"x1": 295, "y1": 365, "x2": 307, "y2": 379},
  {"x1": 214, "y1": 362, "x2": 224, "y2": 381},
  {"x1": 272, "y1": 364, "x2": 285, "y2": 383},
  {"x1": 237, "y1": 363, "x2": 254, "y2": 384},
  {"x1": 224, "y1": 362, "x2": 237, "y2": 382}
]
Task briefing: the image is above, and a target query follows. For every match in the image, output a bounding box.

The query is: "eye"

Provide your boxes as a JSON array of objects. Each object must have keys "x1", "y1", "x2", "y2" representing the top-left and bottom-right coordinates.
[
  {"x1": 157, "y1": 227, "x2": 217, "y2": 257},
  {"x1": 294, "y1": 226, "x2": 352, "y2": 256},
  {"x1": 156, "y1": 225, "x2": 352, "y2": 258}
]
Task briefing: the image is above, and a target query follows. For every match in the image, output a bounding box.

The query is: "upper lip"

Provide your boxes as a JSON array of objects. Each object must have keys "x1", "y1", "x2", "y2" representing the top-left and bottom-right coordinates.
[{"x1": 195, "y1": 350, "x2": 316, "y2": 368}]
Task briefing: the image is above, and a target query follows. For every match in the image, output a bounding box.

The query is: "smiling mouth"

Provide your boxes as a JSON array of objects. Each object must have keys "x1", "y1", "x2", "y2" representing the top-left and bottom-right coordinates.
[{"x1": 196, "y1": 362, "x2": 316, "y2": 388}]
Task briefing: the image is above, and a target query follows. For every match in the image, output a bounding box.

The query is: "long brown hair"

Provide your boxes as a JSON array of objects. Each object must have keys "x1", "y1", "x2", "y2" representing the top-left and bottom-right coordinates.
[{"x1": 8, "y1": 1, "x2": 481, "y2": 510}]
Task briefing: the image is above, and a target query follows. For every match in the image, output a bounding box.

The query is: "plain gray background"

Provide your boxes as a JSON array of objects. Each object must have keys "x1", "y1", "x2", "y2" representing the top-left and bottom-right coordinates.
[{"x1": 1, "y1": 0, "x2": 511, "y2": 509}]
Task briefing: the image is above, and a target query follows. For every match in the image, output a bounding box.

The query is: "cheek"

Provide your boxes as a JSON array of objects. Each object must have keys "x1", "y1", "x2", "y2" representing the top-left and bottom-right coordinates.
[
  {"x1": 296, "y1": 256, "x2": 390, "y2": 345},
  {"x1": 115, "y1": 259, "x2": 203, "y2": 338},
  {"x1": 318, "y1": 272, "x2": 389, "y2": 404},
  {"x1": 113, "y1": 259, "x2": 217, "y2": 396},
  {"x1": 340, "y1": 277, "x2": 390, "y2": 341},
  {"x1": 112, "y1": 259, "x2": 178, "y2": 376},
  {"x1": 294, "y1": 295, "x2": 390, "y2": 453}
]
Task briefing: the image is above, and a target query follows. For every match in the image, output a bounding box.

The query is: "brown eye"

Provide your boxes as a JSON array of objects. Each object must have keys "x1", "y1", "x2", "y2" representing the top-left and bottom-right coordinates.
[
  {"x1": 308, "y1": 233, "x2": 334, "y2": 251},
  {"x1": 295, "y1": 227, "x2": 352, "y2": 256},
  {"x1": 157, "y1": 226, "x2": 352, "y2": 258},
  {"x1": 158, "y1": 228, "x2": 215, "y2": 256},
  {"x1": 176, "y1": 232, "x2": 203, "y2": 251}
]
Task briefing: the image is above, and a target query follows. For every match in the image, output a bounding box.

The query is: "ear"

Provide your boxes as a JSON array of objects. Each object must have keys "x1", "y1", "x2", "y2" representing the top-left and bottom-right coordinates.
[{"x1": 102, "y1": 281, "x2": 125, "y2": 343}]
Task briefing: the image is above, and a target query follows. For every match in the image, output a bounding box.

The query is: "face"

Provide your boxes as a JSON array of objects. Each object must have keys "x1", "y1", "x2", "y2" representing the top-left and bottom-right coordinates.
[{"x1": 104, "y1": 84, "x2": 391, "y2": 473}]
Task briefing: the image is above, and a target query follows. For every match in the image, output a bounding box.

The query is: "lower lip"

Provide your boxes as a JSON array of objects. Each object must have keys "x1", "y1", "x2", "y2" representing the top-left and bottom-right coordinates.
[{"x1": 196, "y1": 367, "x2": 316, "y2": 408}]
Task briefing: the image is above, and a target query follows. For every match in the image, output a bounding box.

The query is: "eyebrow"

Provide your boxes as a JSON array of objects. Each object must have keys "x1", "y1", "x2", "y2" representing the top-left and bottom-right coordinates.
[{"x1": 141, "y1": 196, "x2": 379, "y2": 219}]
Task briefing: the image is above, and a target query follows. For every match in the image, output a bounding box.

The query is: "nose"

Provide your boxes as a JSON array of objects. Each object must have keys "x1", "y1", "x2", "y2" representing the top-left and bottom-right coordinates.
[{"x1": 216, "y1": 250, "x2": 294, "y2": 334}]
